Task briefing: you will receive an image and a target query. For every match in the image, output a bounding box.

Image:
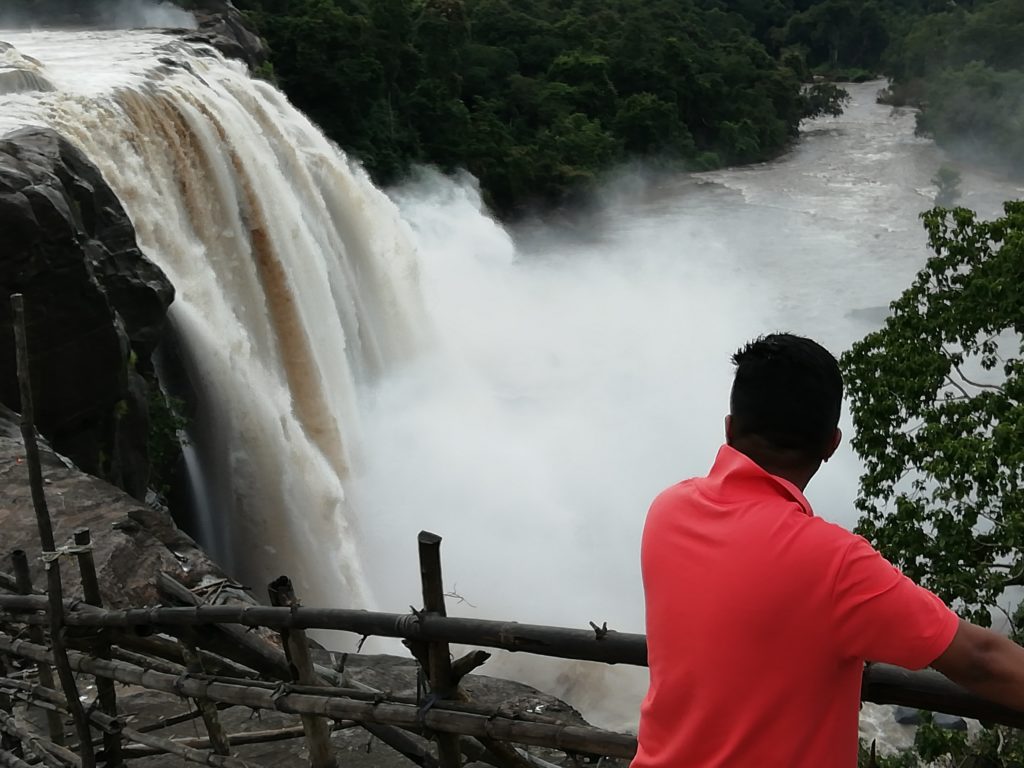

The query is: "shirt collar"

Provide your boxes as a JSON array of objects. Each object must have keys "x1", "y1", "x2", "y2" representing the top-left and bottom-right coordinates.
[{"x1": 701, "y1": 444, "x2": 815, "y2": 517}]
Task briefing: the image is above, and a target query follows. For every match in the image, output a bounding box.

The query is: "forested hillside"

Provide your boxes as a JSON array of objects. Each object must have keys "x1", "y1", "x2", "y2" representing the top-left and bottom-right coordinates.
[{"x1": 222, "y1": 0, "x2": 848, "y2": 215}]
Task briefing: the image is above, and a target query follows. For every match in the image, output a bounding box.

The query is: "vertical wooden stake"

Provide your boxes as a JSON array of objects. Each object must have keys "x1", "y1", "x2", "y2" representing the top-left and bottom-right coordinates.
[
  {"x1": 267, "y1": 576, "x2": 338, "y2": 768},
  {"x1": 10, "y1": 551, "x2": 64, "y2": 745},
  {"x1": 0, "y1": 658, "x2": 23, "y2": 759},
  {"x1": 417, "y1": 531, "x2": 461, "y2": 768},
  {"x1": 178, "y1": 639, "x2": 232, "y2": 756},
  {"x1": 11, "y1": 294, "x2": 95, "y2": 768},
  {"x1": 72, "y1": 530, "x2": 121, "y2": 768}
]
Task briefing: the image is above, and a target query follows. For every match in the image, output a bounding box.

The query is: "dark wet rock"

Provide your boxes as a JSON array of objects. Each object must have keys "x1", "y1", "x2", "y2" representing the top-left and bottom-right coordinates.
[
  {"x1": 893, "y1": 705, "x2": 921, "y2": 725},
  {"x1": 933, "y1": 713, "x2": 968, "y2": 731},
  {"x1": 0, "y1": 126, "x2": 174, "y2": 500},
  {"x1": 893, "y1": 706, "x2": 968, "y2": 731},
  {"x1": 180, "y1": 1, "x2": 269, "y2": 71}
]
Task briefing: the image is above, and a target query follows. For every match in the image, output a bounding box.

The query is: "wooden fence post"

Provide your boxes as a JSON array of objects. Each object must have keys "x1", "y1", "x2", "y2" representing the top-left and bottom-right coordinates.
[
  {"x1": 415, "y1": 534, "x2": 531, "y2": 768},
  {"x1": 9, "y1": 552, "x2": 63, "y2": 745},
  {"x1": 417, "y1": 531, "x2": 462, "y2": 768},
  {"x1": 11, "y1": 294, "x2": 94, "y2": 768},
  {"x1": 72, "y1": 530, "x2": 120, "y2": 768},
  {"x1": 267, "y1": 576, "x2": 338, "y2": 768},
  {"x1": 179, "y1": 638, "x2": 233, "y2": 757}
]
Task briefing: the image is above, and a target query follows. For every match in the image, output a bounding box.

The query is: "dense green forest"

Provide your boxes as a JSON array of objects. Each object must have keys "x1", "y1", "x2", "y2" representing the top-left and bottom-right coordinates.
[{"x1": 221, "y1": 0, "x2": 847, "y2": 215}]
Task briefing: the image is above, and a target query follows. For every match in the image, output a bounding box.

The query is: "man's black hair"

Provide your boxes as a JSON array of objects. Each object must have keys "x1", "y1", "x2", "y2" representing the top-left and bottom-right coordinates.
[{"x1": 730, "y1": 333, "x2": 843, "y2": 457}]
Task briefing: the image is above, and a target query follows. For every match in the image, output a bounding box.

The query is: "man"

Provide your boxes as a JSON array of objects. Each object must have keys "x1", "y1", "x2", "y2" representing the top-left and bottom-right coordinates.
[{"x1": 633, "y1": 333, "x2": 1024, "y2": 767}]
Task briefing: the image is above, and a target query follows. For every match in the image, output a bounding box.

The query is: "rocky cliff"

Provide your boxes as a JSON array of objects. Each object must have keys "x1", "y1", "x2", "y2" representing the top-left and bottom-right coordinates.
[{"x1": 0, "y1": 127, "x2": 175, "y2": 501}]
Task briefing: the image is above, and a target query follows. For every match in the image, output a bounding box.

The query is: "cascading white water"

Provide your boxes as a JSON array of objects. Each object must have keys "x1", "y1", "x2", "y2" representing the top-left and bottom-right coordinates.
[{"x1": 0, "y1": 29, "x2": 425, "y2": 613}]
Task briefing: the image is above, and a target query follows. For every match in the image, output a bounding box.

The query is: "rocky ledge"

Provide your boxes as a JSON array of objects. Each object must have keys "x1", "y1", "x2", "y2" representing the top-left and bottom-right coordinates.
[{"x1": 0, "y1": 404, "x2": 214, "y2": 605}]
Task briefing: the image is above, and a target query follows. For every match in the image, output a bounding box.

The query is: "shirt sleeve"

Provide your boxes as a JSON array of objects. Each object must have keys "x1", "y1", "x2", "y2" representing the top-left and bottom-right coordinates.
[{"x1": 830, "y1": 535, "x2": 960, "y2": 669}]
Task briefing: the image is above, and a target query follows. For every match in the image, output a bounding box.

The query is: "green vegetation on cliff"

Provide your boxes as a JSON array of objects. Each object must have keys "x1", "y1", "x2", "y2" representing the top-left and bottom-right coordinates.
[{"x1": 229, "y1": 0, "x2": 847, "y2": 215}]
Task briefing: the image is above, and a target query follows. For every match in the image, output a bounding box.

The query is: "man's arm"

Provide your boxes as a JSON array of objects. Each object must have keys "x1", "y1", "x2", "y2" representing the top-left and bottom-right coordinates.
[{"x1": 932, "y1": 619, "x2": 1024, "y2": 711}]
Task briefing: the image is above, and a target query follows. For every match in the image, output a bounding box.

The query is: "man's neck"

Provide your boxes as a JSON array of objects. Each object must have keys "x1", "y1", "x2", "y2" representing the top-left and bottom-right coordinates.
[{"x1": 728, "y1": 437, "x2": 820, "y2": 491}]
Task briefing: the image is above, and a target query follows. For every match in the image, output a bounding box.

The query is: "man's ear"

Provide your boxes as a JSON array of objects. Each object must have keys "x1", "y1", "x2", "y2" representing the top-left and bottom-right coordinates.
[
  {"x1": 725, "y1": 415, "x2": 734, "y2": 445},
  {"x1": 823, "y1": 428, "x2": 842, "y2": 462}
]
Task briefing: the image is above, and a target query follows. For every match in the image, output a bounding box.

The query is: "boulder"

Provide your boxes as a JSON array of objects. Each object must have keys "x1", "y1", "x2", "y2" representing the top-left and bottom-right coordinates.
[
  {"x1": 933, "y1": 713, "x2": 968, "y2": 731},
  {"x1": 893, "y1": 706, "x2": 921, "y2": 725},
  {"x1": 0, "y1": 127, "x2": 174, "y2": 500}
]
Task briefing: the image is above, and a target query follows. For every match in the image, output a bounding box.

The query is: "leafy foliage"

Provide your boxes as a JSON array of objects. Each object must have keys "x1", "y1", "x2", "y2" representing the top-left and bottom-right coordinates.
[
  {"x1": 847, "y1": 201, "x2": 1024, "y2": 767},
  {"x1": 859, "y1": 715, "x2": 1024, "y2": 766},
  {"x1": 147, "y1": 384, "x2": 188, "y2": 497},
  {"x1": 841, "y1": 202, "x2": 1024, "y2": 627},
  {"x1": 225, "y1": 0, "x2": 849, "y2": 215}
]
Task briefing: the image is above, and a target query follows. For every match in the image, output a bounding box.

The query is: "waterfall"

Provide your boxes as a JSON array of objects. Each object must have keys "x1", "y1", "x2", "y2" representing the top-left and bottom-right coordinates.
[{"x1": 0, "y1": 30, "x2": 425, "y2": 612}]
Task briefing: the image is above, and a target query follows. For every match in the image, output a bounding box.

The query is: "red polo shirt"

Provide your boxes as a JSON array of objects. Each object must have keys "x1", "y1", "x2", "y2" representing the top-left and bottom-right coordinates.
[{"x1": 633, "y1": 445, "x2": 959, "y2": 768}]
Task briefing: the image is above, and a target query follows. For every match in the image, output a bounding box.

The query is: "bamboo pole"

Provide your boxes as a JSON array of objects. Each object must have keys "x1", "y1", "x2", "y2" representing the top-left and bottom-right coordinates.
[
  {"x1": 4, "y1": 594, "x2": 1024, "y2": 728},
  {"x1": 0, "y1": 636, "x2": 638, "y2": 760},
  {"x1": 11, "y1": 295, "x2": 95, "y2": 768},
  {"x1": 136, "y1": 702, "x2": 234, "y2": 734},
  {"x1": 0, "y1": 573, "x2": 30, "y2": 594},
  {"x1": 267, "y1": 576, "x2": 337, "y2": 768},
  {"x1": 0, "y1": 594, "x2": 644, "y2": 663},
  {"x1": 8, "y1": 554, "x2": 64, "y2": 745},
  {"x1": 156, "y1": 574, "x2": 436, "y2": 768},
  {"x1": 5, "y1": 682, "x2": 258, "y2": 768},
  {"x1": 72, "y1": 530, "x2": 120, "y2": 768},
  {"x1": 416, "y1": 532, "x2": 461, "y2": 768},
  {"x1": 180, "y1": 640, "x2": 232, "y2": 757},
  {"x1": 415, "y1": 537, "x2": 526, "y2": 768},
  {"x1": 0, "y1": 711, "x2": 79, "y2": 768},
  {"x1": 120, "y1": 675, "x2": 572, "y2": 727},
  {"x1": 0, "y1": 749, "x2": 34, "y2": 768},
  {"x1": 155, "y1": 574, "x2": 294, "y2": 681},
  {"x1": 121, "y1": 722, "x2": 359, "y2": 758},
  {"x1": 109, "y1": 631, "x2": 259, "y2": 680}
]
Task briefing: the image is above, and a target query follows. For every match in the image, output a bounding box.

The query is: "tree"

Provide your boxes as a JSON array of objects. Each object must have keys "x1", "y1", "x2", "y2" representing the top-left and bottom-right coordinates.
[{"x1": 841, "y1": 202, "x2": 1024, "y2": 629}]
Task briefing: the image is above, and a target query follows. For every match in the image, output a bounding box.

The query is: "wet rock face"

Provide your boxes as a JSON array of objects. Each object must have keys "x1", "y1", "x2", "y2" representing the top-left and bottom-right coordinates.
[
  {"x1": 0, "y1": 127, "x2": 174, "y2": 500},
  {"x1": 179, "y1": 1, "x2": 269, "y2": 71}
]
